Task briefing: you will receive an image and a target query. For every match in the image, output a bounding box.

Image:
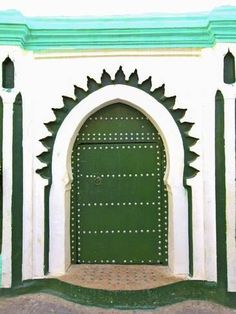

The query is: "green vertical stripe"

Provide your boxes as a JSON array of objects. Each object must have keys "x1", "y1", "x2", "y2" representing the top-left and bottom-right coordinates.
[
  {"x1": 215, "y1": 90, "x2": 227, "y2": 288},
  {"x1": 0, "y1": 97, "x2": 3, "y2": 287},
  {"x1": 44, "y1": 184, "x2": 50, "y2": 275},
  {"x1": 223, "y1": 50, "x2": 235, "y2": 84},
  {"x1": 12, "y1": 93, "x2": 23, "y2": 286},
  {"x1": 187, "y1": 185, "x2": 193, "y2": 277},
  {"x1": 0, "y1": 97, "x2": 3, "y2": 254}
]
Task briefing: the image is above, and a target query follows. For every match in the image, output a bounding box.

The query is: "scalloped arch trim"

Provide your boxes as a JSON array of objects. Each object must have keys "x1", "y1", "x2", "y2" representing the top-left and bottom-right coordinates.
[{"x1": 37, "y1": 67, "x2": 198, "y2": 183}]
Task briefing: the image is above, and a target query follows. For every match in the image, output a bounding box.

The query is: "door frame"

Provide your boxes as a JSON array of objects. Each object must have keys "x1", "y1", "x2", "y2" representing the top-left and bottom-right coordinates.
[{"x1": 49, "y1": 84, "x2": 189, "y2": 276}]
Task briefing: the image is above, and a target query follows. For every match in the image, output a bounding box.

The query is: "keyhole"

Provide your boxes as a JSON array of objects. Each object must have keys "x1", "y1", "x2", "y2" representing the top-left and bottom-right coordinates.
[{"x1": 94, "y1": 176, "x2": 102, "y2": 185}]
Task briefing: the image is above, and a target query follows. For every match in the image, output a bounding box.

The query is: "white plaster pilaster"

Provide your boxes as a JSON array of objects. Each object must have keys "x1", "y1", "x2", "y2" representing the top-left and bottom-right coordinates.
[{"x1": 0, "y1": 91, "x2": 18, "y2": 287}]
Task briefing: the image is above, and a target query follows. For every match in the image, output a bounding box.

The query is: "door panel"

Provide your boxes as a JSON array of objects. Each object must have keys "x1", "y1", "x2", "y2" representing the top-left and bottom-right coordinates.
[{"x1": 71, "y1": 103, "x2": 168, "y2": 265}]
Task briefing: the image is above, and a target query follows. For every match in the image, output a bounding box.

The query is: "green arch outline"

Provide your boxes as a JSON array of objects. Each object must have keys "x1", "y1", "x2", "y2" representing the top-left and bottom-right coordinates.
[{"x1": 37, "y1": 67, "x2": 198, "y2": 182}]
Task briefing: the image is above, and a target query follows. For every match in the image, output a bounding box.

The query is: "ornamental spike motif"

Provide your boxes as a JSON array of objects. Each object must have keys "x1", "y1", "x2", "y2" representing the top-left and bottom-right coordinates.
[
  {"x1": 128, "y1": 69, "x2": 139, "y2": 87},
  {"x1": 37, "y1": 67, "x2": 199, "y2": 182},
  {"x1": 114, "y1": 66, "x2": 126, "y2": 83},
  {"x1": 139, "y1": 76, "x2": 152, "y2": 92},
  {"x1": 101, "y1": 69, "x2": 112, "y2": 85},
  {"x1": 87, "y1": 76, "x2": 100, "y2": 92}
]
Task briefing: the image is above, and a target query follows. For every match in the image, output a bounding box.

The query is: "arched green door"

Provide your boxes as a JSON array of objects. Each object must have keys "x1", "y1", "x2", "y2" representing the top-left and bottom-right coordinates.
[{"x1": 71, "y1": 103, "x2": 168, "y2": 265}]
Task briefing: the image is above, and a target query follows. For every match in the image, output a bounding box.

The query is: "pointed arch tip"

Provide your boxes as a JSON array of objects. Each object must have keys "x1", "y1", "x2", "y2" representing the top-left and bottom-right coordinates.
[
  {"x1": 185, "y1": 166, "x2": 199, "y2": 179},
  {"x1": 101, "y1": 69, "x2": 112, "y2": 85},
  {"x1": 102, "y1": 69, "x2": 110, "y2": 76},
  {"x1": 62, "y1": 95, "x2": 76, "y2": 101},
  {"x1": 139, "y1": 76, "x2": 152, "y2": 92},
  {"x1": 114, "y1": 66, "x2": 126, "y2": 82},
  {"x1": 215, "y1": 90, "x2": 224, "y2": 101},
  {"x1": 13, "y1": 92, "x2": 22, "y2": 104},
  {"x1": 187, "y1": 150, "x2": 199, "y2": 162},
  {"x1": 37, "y1": 151, "x2": 50, "y2": 163},
  {"x1": 39, "y1": 136, "x2": 54, "y2": 149},
  {"x1": 87, "y1": 76, "x2": 100, "y2": 92},
  {"x1": 74, "y1": 85, "x2": 88, "y2": 100},
  {"x1": 128, "y1": 69, "x2": 139, "y2": 86},
  {"x1": 172, "y1": 108, "x2": 187, "y2": 119},
  {"x1": 3, "y1": 56, "x2": 13, "y2": 62},
  {"x1": 44, "y1": 121, "x2": 57, "y2": 131},
  {"x1": 225, "y1": 49, "x2": 233, "y2": 55},
  {"x1": 36, "y1": 166, "x2": 50, "y2": 179},
  {"x1": 151, "y1": 84, "x2": 165, "y2": 99}
]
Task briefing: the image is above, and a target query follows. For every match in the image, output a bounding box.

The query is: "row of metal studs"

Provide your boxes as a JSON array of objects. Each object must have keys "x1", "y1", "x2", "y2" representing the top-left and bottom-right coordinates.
[
  {"x1": 79, "y1": 136, "x2": 157, "y2": 141},
  {"x1": 78, "y1": 201, "x2": 157, "y2": 207},
  {"x1": 75, "y1": 130, "x2": 167, "y2": 263},
  {"x1": 80, "y1": 132, "x2": 157, "y2": 136},
  {"x1": 75, "y1": 147, "x2": 81, "y2": 261},
  {"x1": 88, "y1": 116, "x2": 148, "y2": 121},
  {"x1": 81, "y1": 229, "x2": 157, "y2": 235},
  {"x1": 81, "y1": 173, "x2": 155, "y2": 178},
  {"x1": 71, "y1": 155, "x2": 77, "y2": 263},
  {"x1": 163, "y1": 153, "x2": 168, "y2": 262},
  {"x1": 79, "y1": 144, "x2": 159, "y2": 150},
  {"x1": 77, "y1": 259, "x2": 162, "y2": 264},
  {"x1": 156, "y1": 143, "x2": 168, "y2": 263},
  {"x1": 155, "y1": 144, "x2": 164, "y2": 261},
  {"x1": 77, "y1": 149, "x2": 81, "y2": 259}
]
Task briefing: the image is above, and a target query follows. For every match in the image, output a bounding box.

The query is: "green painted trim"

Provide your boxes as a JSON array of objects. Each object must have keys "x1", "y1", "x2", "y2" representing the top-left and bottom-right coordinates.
[
  {"x1": 224, "y1": 50, "x2": 235, "y2": 84},
  {"x1": 0, "y1": 6, "x2": 236, "y2": 50},
  {"x1": 2, "y1": 57, "x2": 15, "y2": 89},
  {"x1": 215, "y1": 90, "x2": 227, "y2": 289},
  {"x1": 12, "y1": 93, "x2": 23, "y2": 286},
  {"x1": 43, "y1": 185, "x2": 50, "y2": 275},
  {"x1": 187, "y1": 186, "x2": 193, "y2": 277},
  {"x1": 0, "y1": 97, "x2": 3, "y2": 255},
  {"x1": 0, "y1": 257, "x2": 1, "y2": 289},
  {"x1": 0, "y1": 279, "x2": 235, "y2": 309},
  {"x1": 0, "y1": 97, "x2": 3, "y2": 287},
  {"x1": 37, "y1": 67, "x2": 198, "y2": 275}
]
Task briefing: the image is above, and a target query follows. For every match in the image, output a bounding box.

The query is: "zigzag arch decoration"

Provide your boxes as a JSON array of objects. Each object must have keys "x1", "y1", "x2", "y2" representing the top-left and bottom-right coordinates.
[{"x1": 37, "y1": 66, "x2": 199, "y2": 184}]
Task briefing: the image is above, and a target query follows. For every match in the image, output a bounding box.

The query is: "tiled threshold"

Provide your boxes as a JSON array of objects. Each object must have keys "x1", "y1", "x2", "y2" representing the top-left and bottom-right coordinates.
[{"x1": 59, "y1": 265, "x2": 187, "y2": 290}]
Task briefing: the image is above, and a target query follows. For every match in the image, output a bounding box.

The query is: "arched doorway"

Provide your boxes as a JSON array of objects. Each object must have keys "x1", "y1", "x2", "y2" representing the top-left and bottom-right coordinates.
[
  {"x1": 70, "y1": 102, "x2": 168, "y2": 265},
  {"x1": 49, "y1": 84, "x2": 188, "y2": 276}
]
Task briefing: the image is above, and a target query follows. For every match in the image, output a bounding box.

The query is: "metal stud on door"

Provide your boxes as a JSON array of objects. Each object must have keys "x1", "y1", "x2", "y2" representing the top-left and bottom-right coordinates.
[{"x1": 71, "y1": 103, "x2": 168, "y2": 265}]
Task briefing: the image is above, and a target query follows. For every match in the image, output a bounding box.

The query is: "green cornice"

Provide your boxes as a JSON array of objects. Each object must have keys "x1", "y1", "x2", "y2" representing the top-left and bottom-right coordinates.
[{"x1": 0, "y1": 6, "x2": 236, "y2": 51}]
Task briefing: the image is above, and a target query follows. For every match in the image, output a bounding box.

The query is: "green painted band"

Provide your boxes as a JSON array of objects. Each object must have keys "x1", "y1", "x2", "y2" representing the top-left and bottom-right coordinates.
[
  {"x1": 215, "y1": 91, "x2": 227, "y2": 288},
  {"x1": 0, "y1": 6, "x2": 236, "y2": 51},
  {"x1": 11, "y1": 93, "x2": 23, "y2": 286},
  {"x1": 0, "y1": 279, "x2": 236, "y2": 309}
]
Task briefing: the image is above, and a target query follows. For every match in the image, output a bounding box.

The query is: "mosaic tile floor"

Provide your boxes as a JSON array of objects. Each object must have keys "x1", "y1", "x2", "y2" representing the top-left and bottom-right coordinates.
[{"x1": 59, "y1": 265, "x2": 186, "y2": 290}]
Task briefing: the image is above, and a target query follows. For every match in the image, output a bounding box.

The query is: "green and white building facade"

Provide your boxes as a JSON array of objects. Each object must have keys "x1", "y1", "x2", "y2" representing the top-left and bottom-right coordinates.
[{"x1": 0, "y1": 1, "x2": 235, "y2": 309}]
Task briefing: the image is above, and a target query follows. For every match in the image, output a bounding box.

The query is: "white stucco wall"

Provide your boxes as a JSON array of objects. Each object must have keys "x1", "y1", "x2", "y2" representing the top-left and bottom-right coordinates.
[{"x1": 0, "y1": 43, "x2": 235, "y2": 290}]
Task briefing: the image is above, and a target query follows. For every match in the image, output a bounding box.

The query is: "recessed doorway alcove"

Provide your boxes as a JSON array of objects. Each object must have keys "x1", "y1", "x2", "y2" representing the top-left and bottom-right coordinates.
[
  {"x1": 70, "y1": 103, "x2": 168, "y2": 267},
  {"x1": 49, "y1": 85, "x2": 189, "y2": 283}
]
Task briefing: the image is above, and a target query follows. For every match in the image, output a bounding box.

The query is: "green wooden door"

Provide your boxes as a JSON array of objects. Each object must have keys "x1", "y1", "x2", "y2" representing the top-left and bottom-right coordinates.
[{"x1": 71, "y1": 103, "x2": 168, "y2": 265}]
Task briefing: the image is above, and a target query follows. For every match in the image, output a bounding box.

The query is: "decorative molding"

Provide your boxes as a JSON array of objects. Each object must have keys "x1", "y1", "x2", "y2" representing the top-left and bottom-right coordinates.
[
  {"x1": 37, "y1": 67, "x2": 198, "y2": 184},
  {"x1": 0, "y1": 6, "x2": 236, "y2": 51}
]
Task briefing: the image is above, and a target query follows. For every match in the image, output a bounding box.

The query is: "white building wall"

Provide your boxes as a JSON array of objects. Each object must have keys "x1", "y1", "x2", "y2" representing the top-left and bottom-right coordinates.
[{"x1": 0, "y1": 43, "x2": 235, "y2": 290}]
